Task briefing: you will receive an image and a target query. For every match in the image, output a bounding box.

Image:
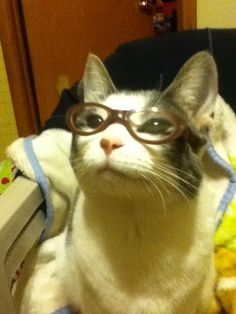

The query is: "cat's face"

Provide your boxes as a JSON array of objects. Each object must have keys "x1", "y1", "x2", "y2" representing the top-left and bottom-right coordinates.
[{"x1": 69, "y1": 52, "x2": 218, "y2": 200}]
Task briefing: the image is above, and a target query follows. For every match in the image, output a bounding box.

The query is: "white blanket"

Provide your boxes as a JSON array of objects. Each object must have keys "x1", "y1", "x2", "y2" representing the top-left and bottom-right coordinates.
[{"x1": 6, "y1": 129, "x2": 78, "y2": 238}]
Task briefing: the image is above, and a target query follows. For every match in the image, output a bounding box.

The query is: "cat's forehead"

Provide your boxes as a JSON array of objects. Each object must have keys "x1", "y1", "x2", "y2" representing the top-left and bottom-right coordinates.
[{"x1": 103, "y1": 92, "x2": 152, "y2": 111}]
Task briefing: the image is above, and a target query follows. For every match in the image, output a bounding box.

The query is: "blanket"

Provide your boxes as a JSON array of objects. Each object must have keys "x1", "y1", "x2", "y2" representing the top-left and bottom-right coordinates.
[
  {"x1": 7, "y1": 130, "x2": 78, "y2": 239},
  {"x1": 6, "y1": 100, "x2": 236, "y2": 312}
]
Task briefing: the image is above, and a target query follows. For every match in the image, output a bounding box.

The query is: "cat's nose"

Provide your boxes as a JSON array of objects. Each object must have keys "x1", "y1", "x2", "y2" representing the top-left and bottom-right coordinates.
[{"x1": 100, "y1": 137, "x2": 124, "y2": 155}]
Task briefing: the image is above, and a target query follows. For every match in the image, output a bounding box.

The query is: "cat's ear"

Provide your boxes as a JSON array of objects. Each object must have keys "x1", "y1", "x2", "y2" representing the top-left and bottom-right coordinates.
[
  {"x1": 81, "y1": 53, "x2": 117, "y2": 103},
  {"x1": 162, "y1": 51, "x2": 218, "y2": 131}
]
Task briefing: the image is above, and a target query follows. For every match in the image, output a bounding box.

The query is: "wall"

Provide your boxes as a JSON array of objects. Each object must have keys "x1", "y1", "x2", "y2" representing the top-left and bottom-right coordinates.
[
  {"x1": 0, "y1": 42, "x2": 18, "y2": 161},
  {"x1": 197, "y1": 0, "x2": 236, "y2": 28}
]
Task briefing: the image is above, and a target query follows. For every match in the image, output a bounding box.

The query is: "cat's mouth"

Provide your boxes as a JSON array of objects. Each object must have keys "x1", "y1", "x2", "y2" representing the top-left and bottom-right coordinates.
[
  {"x1": 98, "y1": 164, "x2": 126, "y2": 177},
  {"x1": 96, "y1": 162, "x2": 136, "y2": 180}
]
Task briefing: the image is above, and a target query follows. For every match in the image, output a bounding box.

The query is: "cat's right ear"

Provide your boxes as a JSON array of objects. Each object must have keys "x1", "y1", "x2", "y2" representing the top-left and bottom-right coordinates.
[
  {"x1": 161, "y1": 51, "x2": 218, "y2": 132},
  {"x1": 81, "y1": 53, "x2": 117, "y2": 103}
]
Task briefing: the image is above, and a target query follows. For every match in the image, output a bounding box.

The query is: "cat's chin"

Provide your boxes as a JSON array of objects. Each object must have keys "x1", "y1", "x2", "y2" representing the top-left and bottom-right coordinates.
[{"x1": 77, "y1": 162, "x2": 144, "y2": 194}]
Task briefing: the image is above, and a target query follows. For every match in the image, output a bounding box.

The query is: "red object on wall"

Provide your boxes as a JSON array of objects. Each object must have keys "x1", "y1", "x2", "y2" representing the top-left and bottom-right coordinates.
[
  {"x1": 153, "y1": 0, "x2": 177, "y2": 33},
  {"x1": 139, "y1": 0, "x2": 177, "y2": 33}
]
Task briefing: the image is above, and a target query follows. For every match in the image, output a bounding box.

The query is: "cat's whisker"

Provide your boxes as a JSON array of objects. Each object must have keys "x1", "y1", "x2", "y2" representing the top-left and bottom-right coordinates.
[
  {"x1": 130, "y1": 160, "x2": 170, "y2": 193},
  {"x1": 153, "y1": 166, "x2": 193, "y2": 194},
  {"x1": 158, "y1": 175, "x2": 191, "y2": 209},
  {"x1": 161, "y1": 164, "x2": 196, "y2": 179},
  {"x1": 152, "y1": 159, "x2": 197, "y2": 180},
  {"x1": 143, "y1": 167, "x2": 191, "y2": 209},
  {"x1": 145, "y1": 172, "x2": 169, "y2": 194},
  {"x1": 157, "y1": 171, "x2": 196, "y2": 196},
  {"x1": 152, "y1": 163, "x2": 197, "y2": 192},
  {"x1": 135, "y1": 157, "x2": 197, "y2": 189},
  {"x1": 149, "y1": 158, "x2": 196, "y2": 185},
  {"x1": 151, "y1": 158, "x2": 197, "y2": 178}
]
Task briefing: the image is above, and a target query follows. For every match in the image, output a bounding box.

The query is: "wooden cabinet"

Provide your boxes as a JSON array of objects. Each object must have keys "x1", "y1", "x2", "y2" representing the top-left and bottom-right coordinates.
[{"x1": 0, "y1": 1, "x2": 196, "y2": 136}]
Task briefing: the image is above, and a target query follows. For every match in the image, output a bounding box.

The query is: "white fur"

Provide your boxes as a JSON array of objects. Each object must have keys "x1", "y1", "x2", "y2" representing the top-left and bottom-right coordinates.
[{"x1": 104, "y1": 92, "x2": 151, "y2": 111}]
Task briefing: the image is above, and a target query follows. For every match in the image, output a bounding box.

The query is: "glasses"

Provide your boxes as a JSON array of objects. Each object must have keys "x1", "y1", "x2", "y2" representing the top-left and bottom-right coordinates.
[{"x1": 66, "y1": 103, "x2": 186, "y2": 145}]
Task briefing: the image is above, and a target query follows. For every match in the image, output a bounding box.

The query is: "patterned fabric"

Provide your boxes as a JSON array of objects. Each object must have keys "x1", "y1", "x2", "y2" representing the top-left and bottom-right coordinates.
[{"x1": 0, "y1": 159, "x2": 16, "y2": 194}]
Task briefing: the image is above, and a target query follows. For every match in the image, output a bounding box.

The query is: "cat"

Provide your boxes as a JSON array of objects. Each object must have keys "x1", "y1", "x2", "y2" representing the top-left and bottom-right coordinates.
[
  {"x1": 17, "y1": 51, "x2": 231, "y2": 314},
  {"x1": 57, "y1": 51, "x2": 224, "y2": 314}
]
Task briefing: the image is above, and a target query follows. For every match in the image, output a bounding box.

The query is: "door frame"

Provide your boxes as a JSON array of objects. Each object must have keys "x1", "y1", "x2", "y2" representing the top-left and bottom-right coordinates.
[
  {"x1": 0, "y1": 1, "x2": 40, "y2": 136},
  {"x1": 178, "y1": 0, "x2": 196, "y2": 30},
  {"x1": 0, "y1": 0, "x2": 196, "y2": 136}
]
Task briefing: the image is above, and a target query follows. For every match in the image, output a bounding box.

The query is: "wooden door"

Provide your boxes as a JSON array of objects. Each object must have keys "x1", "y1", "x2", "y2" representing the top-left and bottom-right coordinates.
[
  {"x1": 0, "y1": 0, "x2": 196, "y2": 136},
  {"x1": 20, "y1": 0, "x2": 155, "y2": 127}
]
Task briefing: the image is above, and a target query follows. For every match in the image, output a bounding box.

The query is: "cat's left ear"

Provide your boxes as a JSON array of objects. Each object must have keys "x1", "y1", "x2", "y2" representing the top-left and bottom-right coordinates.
[
  {"x1": 162, "y1": 51, "x2": 218, "y2": 131},
  {"x1": 81, "y1": 53, "x2": 117, "y2": 103}
]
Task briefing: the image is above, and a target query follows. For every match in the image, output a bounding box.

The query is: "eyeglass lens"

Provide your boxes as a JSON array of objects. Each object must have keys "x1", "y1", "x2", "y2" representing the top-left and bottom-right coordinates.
[
  {"x1": 129, "y1": 111, "x2": 175, "y2": 142},
  {"x1": 72, "y1": 106, "x2": 108, "y2": 133}
]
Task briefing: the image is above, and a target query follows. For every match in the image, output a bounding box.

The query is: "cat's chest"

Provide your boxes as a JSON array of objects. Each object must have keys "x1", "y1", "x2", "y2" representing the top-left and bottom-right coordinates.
[
  {"x1": 64, "y1": 188, "x2": 215, "y2": 313},
  {"x1": 69, "y1": 193, "x2": 212, "y2": 281},
  {"x1": 68, "y1": 217, "x2": 206, "y2": 314}
]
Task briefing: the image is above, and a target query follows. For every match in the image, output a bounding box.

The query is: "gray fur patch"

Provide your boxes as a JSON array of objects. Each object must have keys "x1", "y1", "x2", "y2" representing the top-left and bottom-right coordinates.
[{"x1": 164, "y1": 137, "x2": 202, "y2": 197}]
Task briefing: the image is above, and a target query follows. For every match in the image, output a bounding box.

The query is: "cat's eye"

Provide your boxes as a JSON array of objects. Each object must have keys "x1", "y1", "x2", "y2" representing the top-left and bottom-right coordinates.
[
  {"x1": 86, "y1": 114, "x2": 104, "y2": 129},
  {"x1": 129, "y1": 112, "x2": 176, "y2": 142},
  {"x1": 70, "y1": 106, "x2": 108, "y2": 133},
  {"x1": 67, "y1": 103, "x2": 185, "y2": 144},
  {"x1": 137, "y1": 118, "x2": 174, "y2": 135}
]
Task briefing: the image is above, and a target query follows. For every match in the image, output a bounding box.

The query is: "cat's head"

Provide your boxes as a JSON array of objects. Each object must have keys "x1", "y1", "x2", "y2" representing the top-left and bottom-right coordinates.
[{"x1": 68, "y1": 52, "x2": 218, "y2": 200}]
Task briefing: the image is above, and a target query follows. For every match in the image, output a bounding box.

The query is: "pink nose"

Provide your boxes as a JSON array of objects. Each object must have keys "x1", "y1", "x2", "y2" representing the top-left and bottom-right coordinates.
[{"x1": 100, "y1": 137, "x2": 124, "y2": 155}]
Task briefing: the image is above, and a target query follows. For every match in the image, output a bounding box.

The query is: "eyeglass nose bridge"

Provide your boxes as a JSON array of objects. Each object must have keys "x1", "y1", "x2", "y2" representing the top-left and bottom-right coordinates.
[{"x1": 107, "y1": 109, "x2": 130, "y2": 126}]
